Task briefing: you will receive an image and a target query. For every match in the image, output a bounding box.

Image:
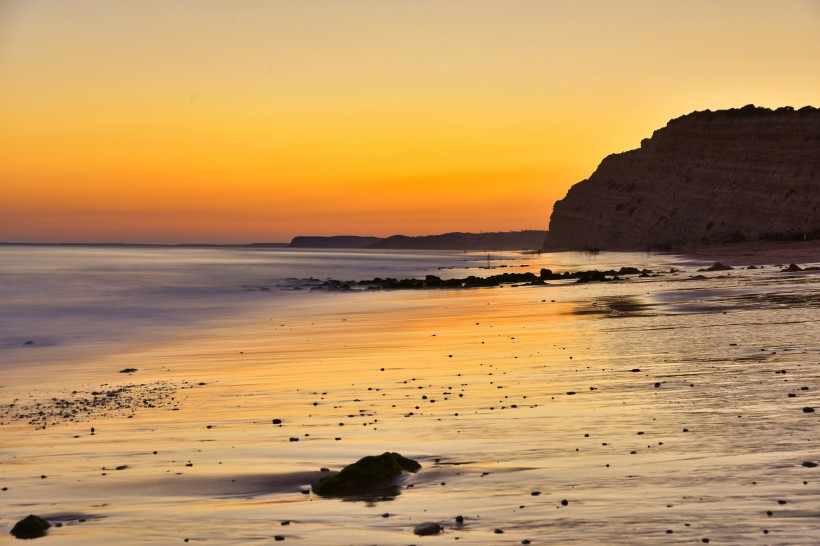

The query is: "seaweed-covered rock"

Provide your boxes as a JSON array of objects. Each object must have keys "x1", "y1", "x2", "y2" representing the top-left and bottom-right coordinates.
[
  {"x1": 312, "y1": 452, "x2": 421, "y2": 496},
  {"x1": 10, "y1": 514, "x2": 51, "y2": 539}
]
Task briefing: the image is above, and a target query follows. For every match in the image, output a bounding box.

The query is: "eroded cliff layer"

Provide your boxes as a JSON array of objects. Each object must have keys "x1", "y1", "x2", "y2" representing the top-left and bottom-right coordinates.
[{"x1": 546, "y1": 105, "x2": 820, "y2": 250}]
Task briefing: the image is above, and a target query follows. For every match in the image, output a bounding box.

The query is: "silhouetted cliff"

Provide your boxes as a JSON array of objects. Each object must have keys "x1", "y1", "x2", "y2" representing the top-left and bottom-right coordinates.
[{"x1": 545, "y1": 105, "x2": 820, "y2": 250}]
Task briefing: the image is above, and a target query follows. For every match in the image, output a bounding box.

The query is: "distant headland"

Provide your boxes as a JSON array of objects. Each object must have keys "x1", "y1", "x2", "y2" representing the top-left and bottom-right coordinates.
[
  {"x1": 289, "y1": 231, "x2": 547, "y2": 251},
  {"x1": 544, "y1": 105, "x2": 820, "y2": 251}
]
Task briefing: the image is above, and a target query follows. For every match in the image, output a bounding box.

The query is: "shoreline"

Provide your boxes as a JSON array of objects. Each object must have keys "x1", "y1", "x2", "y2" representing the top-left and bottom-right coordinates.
[
  {"x1": 543, "y1": 240, "x2": 820, "y2": 266},
  {"x1": 677, "y1": 239, "x2": 820, "y2": 265}
]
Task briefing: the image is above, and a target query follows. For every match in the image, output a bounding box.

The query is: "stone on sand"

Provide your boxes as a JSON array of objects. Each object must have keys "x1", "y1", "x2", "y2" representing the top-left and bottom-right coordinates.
[
  {"x1": 413, "y1": 522, "x2": 443, "y2": 536},
  {"x1": 312, "y1": 452, "x2": 421, "y2": 496},
  {"x1": 701, "y1": 262, "x2": 733, "y2": 272},
  {"x1": 10, "y1": 514, "x2": 51, "y2": 539}
]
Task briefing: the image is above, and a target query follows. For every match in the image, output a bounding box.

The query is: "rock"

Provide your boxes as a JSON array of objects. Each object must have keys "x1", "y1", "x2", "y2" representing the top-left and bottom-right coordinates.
[
  {"x1": 10, "y1": 514, "x2": 51, "y2": 539},
  {"x1": 801, "y1": 461, "x2": 818, "y2": 468},
  {"x1": 312, "y1": 452, "x2": 421, "y2": 496},
  {"x1": 803, "y1": 407, "x2": 815, "y2": 413},
  {"x1": 23, "y1": 340, "x2": 35, "y2": 346},
  {"x1": 701, "y1": 262, "x2": 733, "y2": 272},
  {"x1": 545, "y1": 106, "x2": 820, "y2": 250},
  {"x1": 783, "y1": 263, "x2": 804, "y2": 272},
  {"x1": 119, "y1": 368, "x2": 138, "y2": 373},
  {"x1": 413, "y1": 522, "x2": 442, "y2": 536}
]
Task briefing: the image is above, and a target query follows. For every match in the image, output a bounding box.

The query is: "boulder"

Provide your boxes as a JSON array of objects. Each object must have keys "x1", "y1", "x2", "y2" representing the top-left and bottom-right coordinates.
[
  {"x1": 312, "y1": 452, "x2": 421, "y2": 496},
  {"x1": 10, "y1": 515, "x2": 51, "y2": 539},
  {"x1": 413, "y1": 522, "x2": 443, "y2": 536},
  {"x1": 701, "y1": 262, "x2": 733, "y2": 272}
]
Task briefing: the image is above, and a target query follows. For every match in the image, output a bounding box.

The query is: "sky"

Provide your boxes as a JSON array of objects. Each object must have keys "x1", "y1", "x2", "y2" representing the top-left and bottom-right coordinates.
[{"x1": 1, "y1": 0, "x2": 819, "y2": 243}]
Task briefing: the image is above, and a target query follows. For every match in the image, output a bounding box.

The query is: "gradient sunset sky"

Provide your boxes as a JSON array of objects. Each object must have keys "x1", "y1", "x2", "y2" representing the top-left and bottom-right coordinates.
[{"x1": 2, "y1": 1, "x2": 819, "y2": 243}]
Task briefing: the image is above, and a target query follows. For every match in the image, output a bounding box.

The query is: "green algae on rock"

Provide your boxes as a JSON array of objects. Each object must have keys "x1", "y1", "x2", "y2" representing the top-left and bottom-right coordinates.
[
  {"x1": 10, "y1": 514, "x2": 51, "y2": 539},
  {"x1": 312, "y1": 452, "x2": 421, "y2": 496}
]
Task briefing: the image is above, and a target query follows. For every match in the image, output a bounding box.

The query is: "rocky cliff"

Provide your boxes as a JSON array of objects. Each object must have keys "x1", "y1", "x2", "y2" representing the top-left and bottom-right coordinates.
[{"x1": 545, "y1": 105, "x2": 820, "y2": 250}]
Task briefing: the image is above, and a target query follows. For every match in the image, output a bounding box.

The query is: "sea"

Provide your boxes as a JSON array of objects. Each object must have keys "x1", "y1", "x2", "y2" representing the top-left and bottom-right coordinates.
[{"x1": 1, "y1": 245, "x2": 818, "y2": 544}]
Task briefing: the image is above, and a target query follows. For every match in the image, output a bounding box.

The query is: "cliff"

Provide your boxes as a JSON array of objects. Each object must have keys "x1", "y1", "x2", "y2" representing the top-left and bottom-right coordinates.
[{"x1": 545, "y1": 105, "x2": 820, "y2": 250}]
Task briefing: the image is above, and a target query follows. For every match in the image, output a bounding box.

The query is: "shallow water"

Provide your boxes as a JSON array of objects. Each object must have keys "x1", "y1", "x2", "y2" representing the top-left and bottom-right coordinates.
[{"x1": 1, "y1": 246, "x2": 819, "y2": 544}]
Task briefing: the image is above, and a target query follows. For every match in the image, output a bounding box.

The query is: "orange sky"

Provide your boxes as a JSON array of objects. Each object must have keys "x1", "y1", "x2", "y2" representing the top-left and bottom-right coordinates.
[{"x1": 1, "y1": 0, "x2": 819, "y2": 243}]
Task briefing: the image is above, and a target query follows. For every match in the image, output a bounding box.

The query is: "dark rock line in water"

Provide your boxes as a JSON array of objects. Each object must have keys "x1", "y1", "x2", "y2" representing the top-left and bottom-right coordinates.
[{"x1": 312, "y1": 266, "x2": 656, "y2": 291}]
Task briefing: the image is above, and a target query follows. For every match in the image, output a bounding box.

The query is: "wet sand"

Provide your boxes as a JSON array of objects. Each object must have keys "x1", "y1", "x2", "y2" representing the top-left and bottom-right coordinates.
[
  {"x1": 680, "y1": 239, "x2": 820, "y2": 266},
  {"x1": 2, "y1": 252, "x2": 819, "y2": 544}
]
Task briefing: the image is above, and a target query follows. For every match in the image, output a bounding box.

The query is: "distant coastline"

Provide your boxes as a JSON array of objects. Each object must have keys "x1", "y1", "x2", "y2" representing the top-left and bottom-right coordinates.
[{"x1": 289, "y1": 231, "x2": 548, "y2": 251}]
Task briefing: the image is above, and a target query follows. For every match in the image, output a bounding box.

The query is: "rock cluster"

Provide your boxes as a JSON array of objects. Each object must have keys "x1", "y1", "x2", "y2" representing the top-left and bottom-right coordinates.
[{"x1": 546, "y1": 105, "x2": 820, "y2": 250}]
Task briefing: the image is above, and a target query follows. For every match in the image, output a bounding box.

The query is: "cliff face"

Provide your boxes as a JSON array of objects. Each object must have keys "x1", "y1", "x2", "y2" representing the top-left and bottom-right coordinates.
[{"x1": 545, "y1": 105, "x2": 820, "y2": 250}]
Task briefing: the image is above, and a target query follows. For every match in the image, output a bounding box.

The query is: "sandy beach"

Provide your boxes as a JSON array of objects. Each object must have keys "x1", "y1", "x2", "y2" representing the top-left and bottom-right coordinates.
[{"x1": 1, "y1": 246, "x2": 819, "y2": 544}]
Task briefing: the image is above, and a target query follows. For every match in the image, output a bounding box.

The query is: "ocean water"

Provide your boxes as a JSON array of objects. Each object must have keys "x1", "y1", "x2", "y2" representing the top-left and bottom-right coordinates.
[
  {"x1": 0, "y1": 246, "x2": 519, "y2": 370},
  {"x1": 1, "y1": 245, "x2": 819, "y2": 544}
]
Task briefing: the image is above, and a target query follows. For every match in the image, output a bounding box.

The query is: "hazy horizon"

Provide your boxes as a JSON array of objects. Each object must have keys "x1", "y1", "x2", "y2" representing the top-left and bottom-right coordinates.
[
  {"x1": 0, "y1": 228, "x2": 547, "y2": 246},
  {"x1": 2, "y1": 0, "x2": 819, "y2": 244}
]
